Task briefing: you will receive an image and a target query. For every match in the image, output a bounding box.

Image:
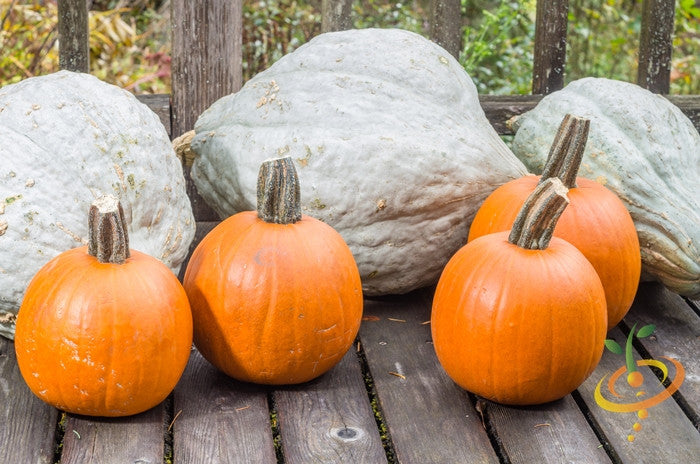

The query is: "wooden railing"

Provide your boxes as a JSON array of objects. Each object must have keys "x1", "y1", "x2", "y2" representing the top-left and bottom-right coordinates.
[{"x1": 55, "y1": 0, "x2": 700, "y2": 221}]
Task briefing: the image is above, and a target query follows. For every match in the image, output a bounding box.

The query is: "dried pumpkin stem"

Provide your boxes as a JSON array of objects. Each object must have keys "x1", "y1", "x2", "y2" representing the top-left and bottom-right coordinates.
[
  {"x1": 257, "y1": 157, "x2": 302, "y2": 224},
  {"x1": 88, "y1": 195, "x2": 130, "y2": 264},
  {"x1": 508, "y1": 178, "x2": 570, "y2": 250},
  {"x1": 538, "y1": 114, "x2": 590, "y2": 189}
]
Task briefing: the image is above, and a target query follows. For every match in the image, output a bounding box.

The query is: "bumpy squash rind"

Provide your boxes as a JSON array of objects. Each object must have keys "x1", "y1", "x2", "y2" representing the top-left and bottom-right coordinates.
[
  {"x1": 189, "y1": 28, "x2": 528, "y2": 296},
  {"x1": 0, "y1": 71, "x2": 195, "y2": 339},
  {"x1": 512, "y1": 77, "x2": 699, "y2": 298}
]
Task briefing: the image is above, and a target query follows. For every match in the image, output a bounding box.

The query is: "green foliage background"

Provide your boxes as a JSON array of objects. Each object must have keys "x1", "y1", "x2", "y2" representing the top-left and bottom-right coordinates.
[{"x1": 1, "y1": 0, "x2": 698, "y2": 94}]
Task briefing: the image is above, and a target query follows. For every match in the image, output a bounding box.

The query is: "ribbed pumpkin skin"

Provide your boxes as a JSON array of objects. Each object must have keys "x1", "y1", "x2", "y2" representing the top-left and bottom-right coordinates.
[
  {"x1": 14, "y1": 247, "x2": 193, "y2": 417},
  {"x1": 431, "y1": 232, "x2": 607, "y2": 405},
  {"x1": 468, "y1": 175, "x2": 640, "y2": 329},
  {"x1": 183, "y1": 211, "x2": 363, "y2": 385}
]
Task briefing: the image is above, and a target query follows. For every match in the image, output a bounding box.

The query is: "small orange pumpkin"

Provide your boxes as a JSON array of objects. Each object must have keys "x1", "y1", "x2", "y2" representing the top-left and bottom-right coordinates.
[
  {"x1": 183, "y1": 157, "x2": 363, "y2": 385},
  {"x1": 14, "y1": 196, "x2": 193, "y2": 417},
  {"x1": 432, "y1": 178, "x2": 607, "y2": 405},
  {"x1": 468, "y1": 114, "x2": 640, "y2": 329}
]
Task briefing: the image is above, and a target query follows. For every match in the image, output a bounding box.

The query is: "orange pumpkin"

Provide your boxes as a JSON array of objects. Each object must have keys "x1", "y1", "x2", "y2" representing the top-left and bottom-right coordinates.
[
  {"x1": 183, "y1": 157, "x2": 363, "y2": 385},
  {"x1": 432, "y1": 178, "x2": 607, "y2": 405},
  {"x1": 14, "y1": 196, "x2": 192, "y2": 417},
  {"x1": 468, "y1": 114, "x2": 640, "y2": 329}
]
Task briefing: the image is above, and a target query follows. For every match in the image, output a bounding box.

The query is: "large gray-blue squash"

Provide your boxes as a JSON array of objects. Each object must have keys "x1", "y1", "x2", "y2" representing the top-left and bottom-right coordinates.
[
  {"x1": 511, "y1": 77, "x2": 699, "y2": 298},
  {"x1": 0, "y1": 71, "x2": 195, "y2": 339},
  {"x1": 187, "y1": 28, "x2": 528, "y2": 296}
]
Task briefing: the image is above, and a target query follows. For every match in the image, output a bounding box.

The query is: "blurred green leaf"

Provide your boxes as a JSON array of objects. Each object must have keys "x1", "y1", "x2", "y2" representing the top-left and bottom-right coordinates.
[
  {"x1": 605, "y1": 339, "x2": 624, "y2": 354},
  {"x1": 1, "y1": 1, "x2": 697, "y2": 95},
  {"x1": 636, "y1": 324, "x2": 656, "y2": 339}
]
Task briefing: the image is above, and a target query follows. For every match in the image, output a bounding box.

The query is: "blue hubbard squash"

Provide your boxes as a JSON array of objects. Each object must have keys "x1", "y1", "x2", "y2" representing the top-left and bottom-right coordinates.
[{"x1": 511, "y1": 77, "x2": 699, "y2": 299}]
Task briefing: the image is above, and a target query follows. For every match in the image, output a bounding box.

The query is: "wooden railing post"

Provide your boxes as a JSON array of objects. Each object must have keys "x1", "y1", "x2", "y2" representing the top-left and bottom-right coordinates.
[
  {"x1": 321, "y1": 0, "x2": 354, "y2": 32},
  {"x1": 171, "y1": 0, "x2": 243, "y2": 138},
  {"x1": 430, "y1": 0, "x2": 462, "y2": 59},
  {"x1": 57, "y1": 0, "x2": 89, "y2": 72},
  {"x1": 171, "y1": 0, "x2": 243, "y2": 220},
  {"x1": 637, "y1": 0, "x2": 675, "y2": 93},
  {"x1": 532, "y1": 0, "x2": 569, "y2": 94}
]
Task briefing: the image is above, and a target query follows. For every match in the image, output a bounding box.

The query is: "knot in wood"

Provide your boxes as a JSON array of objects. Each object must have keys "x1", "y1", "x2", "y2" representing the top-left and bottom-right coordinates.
[{"x1": 331, "y1": 426, "x2": 363, "y2": 442}]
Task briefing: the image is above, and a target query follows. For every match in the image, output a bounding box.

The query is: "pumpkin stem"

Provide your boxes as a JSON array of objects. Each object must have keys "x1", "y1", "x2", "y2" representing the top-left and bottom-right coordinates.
[
  {"x1": 538, "y1": 114, "x2": 590, "y2": 189},
  {"x1": 172, "y1": 129, "x2": 196, "y2": 167},
  {"x1": 257, "y1": 157, "x2": 302, "y2": 224},
  {"x1": 88, "y1": 195, "x2": 130, "y2": 264},
  {"x1": 508, "y1": 178, "x2": 570, "y2": 250}
]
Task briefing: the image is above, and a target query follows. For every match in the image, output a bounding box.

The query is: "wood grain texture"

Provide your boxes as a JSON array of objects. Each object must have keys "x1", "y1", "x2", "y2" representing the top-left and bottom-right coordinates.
[
  {"x1": 170, "y1": 0, "x2": 243, "y2": 137},
  {"x1": 60, "y1": 406, "x2": 165, "y2": 464},
  {"x1": 578, "y1": 326, "x2": 700, "y2": 463},
  {"x1": 486, "y1": 395, "x2": 612, "y2": 463},
  {"x1": 621, "y1": 283, "x2": 700, "y2": 424},
  {"x1": 321, "y1": 0, "x2": 353, "y2": 32},
  {"x1": 0, "y1": 337, "x2": 58, "y2": 464},
  {"x1": 479, "y1": 94, "x2": 542, "y2": 134},
  {"x1": 665, "y1": 94, "x2": 700, "y2": 131},
  {"x1": 359, "y1": 289, "x2": 499, "y2": 463},
  {"x1": 637, "y1": 0, "x2": 675, "y2": 93},
  {"x1": 173, "y1": 348, "x2": 276, "y2": 464},
  {"x1": 274, "y1": 349, "x2": 387, "y2": 464},
  {"x1": 430, "y1": 0, "x2": 462, "y2": 59},
  {"x1": 2, "y1": 289, "x2": 699, "y2": 463},
  {"x1": 171, "y1": 0, "x2": 243, "y2": 221},
  {"x1": 140, "y1": 94, "x2": 700, "y2": 143},
  {"x1": 532, "y1": 0, "x2": 569, "y2": 94},
  {"x1": 57, "y1": 0, "x2": 89, "y2": 72}
]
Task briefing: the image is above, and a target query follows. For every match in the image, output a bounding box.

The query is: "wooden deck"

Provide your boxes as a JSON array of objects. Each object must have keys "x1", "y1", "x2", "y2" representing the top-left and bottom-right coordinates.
[
  {"x1": 5, "y1": 2, "x2": 694, "y2": 462},
  {"x1": 4, "y1": 59, "x2": 697, "y2": 464},
  {"x1": 2, "y1": 225, "x2": 698, "y2": 464}
]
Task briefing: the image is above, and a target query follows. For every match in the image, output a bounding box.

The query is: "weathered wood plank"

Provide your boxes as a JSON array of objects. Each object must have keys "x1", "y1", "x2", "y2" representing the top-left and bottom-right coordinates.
[
  {"x1": 532, "y1": 0, "x2": 569, "y2": 94},
  {"x1": 136, "y1": 94, "x2": 171, "y2": 138},
  {"x1": 171, "y1": 0, "x2": 243, "y2": 137},
  {"x1": 485, "y1": 395, "x2": 612, "y2": 463},
  {"x1": 430, "y1": 0, "x2": 462, "y2": 59},
  {"x1": 171, "y1": 0, "x2": 243, "y2": 221},
  {"x1": 57, "y1": 0, "x2": 89, "y2": 72},
  {"x1": 479, "y1": 94, "x2": 542, "y2": 135},
  {"x1": 666, "y1": 94, "x2": 700, "y2": 131},
  {"x1": 621, "y1": 283, "x2": 700, "y2": 424},
  {"x1": 60, "y1": 406, "x2": 165, "y2": 464},
  {"x1": 0, "y1": 337, "x2": 58, "y2": 464},
  {"x1": 360, "y1": 290, "x2": 499, "y2": 463},
  {"x1": 577, "y1": 327, "x2": 700, "y2": 463},
  {"x1": 274, "y1": 349, "x2": 387, "y2": 464},
  {"x1": 483, "y1": 94, "x2": 700, "y2": 134},
  {"x1": 141, "y1": 94, "x2": 700, "y2": 142},
  {"x1": 0, "y1": 337, "x2": 59, "y2": 463},
  {"x1": 637, "y1": 0, "x2": 675, "y2": 93},
  {"x1": 321, "y1": 0, "x2": 354, "y2": 33},
  {"x1": 173, "y1": 348, "x2": 276, "y2": 464}
]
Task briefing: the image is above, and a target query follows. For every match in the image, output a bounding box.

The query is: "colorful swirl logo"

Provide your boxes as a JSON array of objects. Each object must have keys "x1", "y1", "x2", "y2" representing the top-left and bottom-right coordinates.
[{"x1": 594, "y1": 323, "x2": 685, "y2": 442}]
